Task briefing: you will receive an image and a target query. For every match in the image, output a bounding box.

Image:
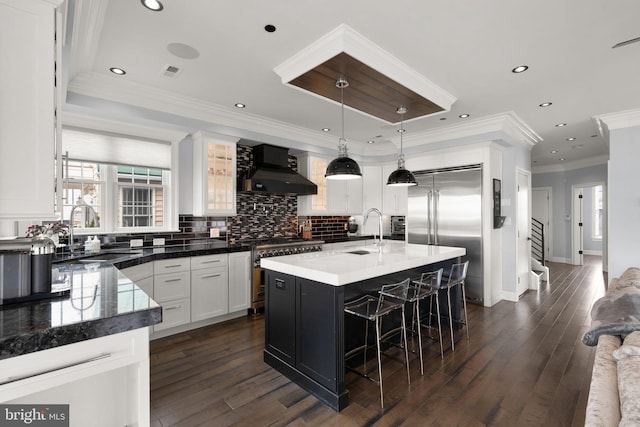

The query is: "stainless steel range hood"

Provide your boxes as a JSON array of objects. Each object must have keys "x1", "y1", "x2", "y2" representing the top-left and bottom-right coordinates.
[{"x1": 240, "y1": 144, "x2": 317, "y2": 195}]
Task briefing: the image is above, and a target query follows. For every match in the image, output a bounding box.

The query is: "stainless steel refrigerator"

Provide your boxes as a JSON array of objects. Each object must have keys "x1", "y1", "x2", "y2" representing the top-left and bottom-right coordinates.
[{"x1": 407, "y1": 165, "x2": 484, "y2": 303}]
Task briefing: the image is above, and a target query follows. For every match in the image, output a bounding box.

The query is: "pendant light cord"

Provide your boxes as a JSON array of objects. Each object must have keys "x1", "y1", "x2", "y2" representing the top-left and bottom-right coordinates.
[
  {"x1": 336, "y1": 77, "x2": 349, "y2": 156},
  {"x1": 398, "y1": 105, "x2": 407, "y2": 168}
]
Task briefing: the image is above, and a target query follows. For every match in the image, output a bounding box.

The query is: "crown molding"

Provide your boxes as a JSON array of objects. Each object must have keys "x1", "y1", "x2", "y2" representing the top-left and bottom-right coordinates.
[
  {"x1": 67, "y1": 71, "x2": 341, "y2": 151},
  {"x1": 400, "y1": 111, "x2": 541, "y2": 150},
  {"x1": 594, "y1": 108, "x2": 640, "y2": 132},
  {"x1": 273, "y1": 24, "x2": 457, "y2": 113},
  {"x1": 68, "y1": 0, "x2": 108, "y2": 81},
  {"x1": 531, "y1": 155, "x2": 608, "y2": 174},
  {"x1": 62, "y1": 111, "x2": 189, "y2": 144}
]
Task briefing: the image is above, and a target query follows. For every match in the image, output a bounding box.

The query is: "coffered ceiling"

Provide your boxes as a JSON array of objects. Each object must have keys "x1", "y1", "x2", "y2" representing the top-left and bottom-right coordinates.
[{"x1": 63, "y1": 0, "x2": 640, "y2": 169}]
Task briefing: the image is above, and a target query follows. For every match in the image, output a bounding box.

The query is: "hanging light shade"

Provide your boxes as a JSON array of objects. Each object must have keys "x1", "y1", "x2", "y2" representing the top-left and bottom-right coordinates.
[
  {"x1": 387, "y1": 106, "x2": 417, "y2": 187},
  {"x1": 325, "y1": 77, "x2": 362, "y2": 180}
]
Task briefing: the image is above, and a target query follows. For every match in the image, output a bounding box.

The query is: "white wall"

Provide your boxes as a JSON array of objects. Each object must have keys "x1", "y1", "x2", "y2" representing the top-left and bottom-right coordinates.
[
  {"x1": 532, "y1": 163, "x2": 607, "y2": 263},
  {"x1": 608, "y1": 125, "x2": 640, "y2": 278}
]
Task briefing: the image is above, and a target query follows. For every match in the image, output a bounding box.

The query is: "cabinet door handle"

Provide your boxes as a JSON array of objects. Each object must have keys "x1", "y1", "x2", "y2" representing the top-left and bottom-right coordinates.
[
  {"x1": 200, "y1": 260, "x2": 221, "y2": 264},
  {"x1": 1, "y1": 353, "x2": 111, "y2": 385},
  {"x1": 163, "y1": 264, "x2": 183, "y2": 269},
  {"x1": 164, "y1": 305, "x2": 182, "y2": 311},
  {"x1": 275, "y1": 278, "x2": 285, "y2": 289},
  {"x1": 163, "y1": 278, "x2": 182, "y2": 283},
  {"x1": 201, "y1": 274, "x2": 221, "y2": 279}
]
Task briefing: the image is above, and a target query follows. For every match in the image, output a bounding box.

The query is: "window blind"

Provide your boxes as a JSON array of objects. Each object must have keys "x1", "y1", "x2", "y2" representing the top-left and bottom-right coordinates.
[{"x1": 61, "y1": 128, "x2": 172, "y2": 169}]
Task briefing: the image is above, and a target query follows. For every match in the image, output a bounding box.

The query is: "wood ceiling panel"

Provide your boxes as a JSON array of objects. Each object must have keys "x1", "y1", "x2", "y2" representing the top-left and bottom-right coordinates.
[{"x1": 289, "y1": 52, "x2": 444, "y2": 123}]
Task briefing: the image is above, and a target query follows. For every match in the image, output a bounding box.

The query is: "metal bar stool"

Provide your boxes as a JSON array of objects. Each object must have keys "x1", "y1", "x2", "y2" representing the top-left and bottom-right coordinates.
[
  {"x1": 410, "y1": 268, "x2": 445, "y2": 363},
  {"x1": 344, "y1": 278, "x2": 411, "y2": 408},
  {"x1": 444, "y1": 260, "x2": 470, "y2": 351}
]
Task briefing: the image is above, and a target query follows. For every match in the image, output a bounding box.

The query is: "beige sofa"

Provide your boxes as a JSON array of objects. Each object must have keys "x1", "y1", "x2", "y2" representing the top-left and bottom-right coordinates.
[{"x1": 584, "y1": 268, "x2": 640, "y2": 427}]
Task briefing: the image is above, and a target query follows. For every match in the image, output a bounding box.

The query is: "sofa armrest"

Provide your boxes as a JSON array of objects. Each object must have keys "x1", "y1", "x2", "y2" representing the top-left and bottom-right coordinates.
[{"x1": 585, "y1": 335, "x2": 622, "y2": 427}]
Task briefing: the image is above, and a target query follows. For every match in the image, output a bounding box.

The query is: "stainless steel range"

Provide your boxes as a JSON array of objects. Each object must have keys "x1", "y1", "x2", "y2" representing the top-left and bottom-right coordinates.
[{"x1": 250, "y1": 239, "x2": 323, "y2": 312}]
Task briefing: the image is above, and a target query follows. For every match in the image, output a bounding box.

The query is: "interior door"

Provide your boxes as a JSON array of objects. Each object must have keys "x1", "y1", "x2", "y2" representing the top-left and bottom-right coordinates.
[
  {"x1": 572, "y1": 187, "x2": 584, "y2": 266},
  {"x1": 532, "y1": 188, "x2": 551, "y2": 262},
  {"x1": 516, "y1": 170, "x2": 531, "y2": 296}
]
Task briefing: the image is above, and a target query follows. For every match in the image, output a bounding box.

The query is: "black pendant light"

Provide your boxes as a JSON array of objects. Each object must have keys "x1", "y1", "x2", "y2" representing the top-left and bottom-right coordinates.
[
  {"x1": 325, "y1": 77, "x2": 362, "y2": 180},
  {"x1": 387, "y1": 106, "x2": 417, "y2": 187}
]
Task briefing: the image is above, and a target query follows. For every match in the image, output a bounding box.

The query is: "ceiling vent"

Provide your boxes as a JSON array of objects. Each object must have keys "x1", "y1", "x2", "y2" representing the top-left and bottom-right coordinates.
[{"x1": 161, "y1": 64, "x2": 182, "y2": 78}]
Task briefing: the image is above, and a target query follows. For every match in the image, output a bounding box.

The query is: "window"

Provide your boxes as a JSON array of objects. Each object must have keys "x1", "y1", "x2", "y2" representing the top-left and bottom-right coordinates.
[
  {"x1": 62, "y1": 160, "x2": 102, "y2": 232},
  {"x1": 592, "y1": 185, "x2": 603, "y2": 239},
  {"x1": 117, "y1": 166, "x2": 165, "y2": 229},
  {"x1": 61, "y1": 159, "x2": 170, "y2": 233}
]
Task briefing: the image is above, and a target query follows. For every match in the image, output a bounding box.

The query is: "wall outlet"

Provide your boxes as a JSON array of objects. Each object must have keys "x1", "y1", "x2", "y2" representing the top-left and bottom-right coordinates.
[
  {"x1": 153, "y1": 238, "x2": 165, "y2": 246},
  {"x1": 130, "y1": 239, "x2": 144, "y2": 248}
]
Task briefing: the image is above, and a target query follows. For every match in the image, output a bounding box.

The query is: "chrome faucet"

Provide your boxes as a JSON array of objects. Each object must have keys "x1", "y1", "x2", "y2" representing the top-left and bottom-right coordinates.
[
  {"x1": 363, "y1": 207, "x2": 384, "y2": 246},
  {"x1": 68, "y1": 203, "x2": 98, "y2": 253}
]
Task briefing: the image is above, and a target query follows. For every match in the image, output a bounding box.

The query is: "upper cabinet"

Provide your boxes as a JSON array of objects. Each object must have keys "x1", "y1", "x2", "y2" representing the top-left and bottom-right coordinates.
[
  {"x1": 297, "y1": 153, "x2": 328, "y2": 215},
  {"x1": 180, "y1": 131, "x2": 238, "y2": 216},
  {"x1": 382, "y1": 162, "x2": 408, "y2": 215},
  {"x1": 297, "y1": 153, "x2": 363, "y2": 215},
  {"x1": 327, "y1": 179, "x2": 362, "y2": 214},
  {"x1": 0, "y1": 0, "x2": 61, "y2": 220}
]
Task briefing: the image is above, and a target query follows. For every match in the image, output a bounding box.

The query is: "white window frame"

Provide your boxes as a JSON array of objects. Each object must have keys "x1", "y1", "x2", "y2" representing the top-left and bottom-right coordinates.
[
  {"x1": 62, "y1": 160, "x2": 105, "y2": 235},
  {"x1": 592, "y1": 184, "x2": 603, "y2": 240},
  {"x1": 114, "y1": 168, "x2": 169, "y2": 233}
]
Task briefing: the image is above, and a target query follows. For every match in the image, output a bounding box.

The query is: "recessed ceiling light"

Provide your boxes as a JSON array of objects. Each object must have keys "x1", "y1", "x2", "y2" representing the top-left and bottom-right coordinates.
[
  {"x1": 550, "y1": 150, "x2": 558, "y2": 154},
  {"x1": 397, "y1": 128, "x2": 406, "y2": 133},
  {"x1": 109, "y1": 67, "x2": 126, "y2": 75},
  {"x1": 559, "y1": 158, "x2": 566, "y2": 161},
  {"x1": 566, "y1": 137, "x2": 576, "y2": 141},
  {"x1": 459, "y1": 114, "x2": 470, "y2": 118},
  {"x1": 512, "y1": 65, "x2": 528, "y2": 73},
  {"x1": 264, "y1": 24, "x2": 276, "y2": 33},
  {"x1": 539, "y1": 102, "x2": 552, "y2": 107},
  {"x1": 555, "y1": 123, "x2": 567, "y2": 127},
  {"x1": 367, "y1": 140, "x2": 374, "y2": 144},
  {"x1": 141, "y1": 0, "x2": 163, "y2": 11},
  {"x1": 322, "y1": 128, "x2": 330, "y2": 132},
  {"x1": 234, "y1": 103, "x2": 246, "y2": 108}
]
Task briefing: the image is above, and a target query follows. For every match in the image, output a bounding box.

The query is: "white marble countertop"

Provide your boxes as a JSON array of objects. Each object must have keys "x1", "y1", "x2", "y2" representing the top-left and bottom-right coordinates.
[{"x1": 260, "y1": 241, "x2": 466, "y2": 286}]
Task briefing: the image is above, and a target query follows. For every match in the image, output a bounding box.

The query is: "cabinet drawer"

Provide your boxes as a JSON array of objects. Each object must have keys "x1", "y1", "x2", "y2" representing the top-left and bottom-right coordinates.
[
  {"x1": 191, "y1": 253, "x2": 228, "y2": 270},
  {"x1": 154, "y1": 271, "x2": 190, "y2": 302},
  {"x1": 155, "y1": 298, "x2": 191, "y2": 331},
  {"x1": 154, "y1": 258, "x2": 190, "y2": 274}
]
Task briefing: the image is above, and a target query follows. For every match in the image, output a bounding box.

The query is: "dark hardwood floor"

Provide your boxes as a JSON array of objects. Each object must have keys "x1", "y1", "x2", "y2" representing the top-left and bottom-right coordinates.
[{"x1": 150, "y1": 256, "x2": 607, "y2": 426}]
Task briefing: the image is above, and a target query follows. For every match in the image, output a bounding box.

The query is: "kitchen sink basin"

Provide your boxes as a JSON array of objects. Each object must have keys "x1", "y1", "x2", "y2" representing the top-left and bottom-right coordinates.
[
  {"x1": 345, "y1": 250, "x2": 372, "y2": 255},
  {"x1": 71, "y1": 251, "x2": 143, "y2": 263}
]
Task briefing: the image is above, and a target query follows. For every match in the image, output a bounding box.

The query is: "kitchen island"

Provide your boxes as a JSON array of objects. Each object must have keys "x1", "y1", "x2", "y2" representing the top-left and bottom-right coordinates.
[{"x1": 261, "y1": 241, "x2": 465, "y2": 411}]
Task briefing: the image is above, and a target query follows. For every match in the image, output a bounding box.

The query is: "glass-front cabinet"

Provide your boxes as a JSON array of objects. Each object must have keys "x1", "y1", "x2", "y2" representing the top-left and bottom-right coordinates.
[{"x1": 180, "y1": 131, "x2": 238, "y2": 216}]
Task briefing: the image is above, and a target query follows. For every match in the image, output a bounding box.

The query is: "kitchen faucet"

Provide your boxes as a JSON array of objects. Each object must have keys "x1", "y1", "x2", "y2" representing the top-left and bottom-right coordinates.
[
  {"x1": 363, "y1": 207, "x2": 384, "y2": 246},
  {"x1": 68, "y1": 203, "x2": 98, "y2": 253}
]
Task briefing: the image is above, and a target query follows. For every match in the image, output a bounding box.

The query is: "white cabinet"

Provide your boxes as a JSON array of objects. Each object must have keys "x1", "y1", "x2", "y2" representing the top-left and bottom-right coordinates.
[
  {"x1": 0, "y1": 328, "x2": 151, "y2": 427},
  {"x1": 228, "y1": 251, "x2": 251, "y2": 312},
  {"x1": 191, "y1": 254, "x2": 229, "y2": 322},
  {"x1": 327, "y1": 178, "x2": 363, "y2": 214},
  {"x1": 0, "y1": 0, "x2": 61, "y2": 220},
  {"x1": 362, "y1": 165, "x2": 383, "y2": 213},
  {"x1": 153, "y1": 258, "x2": 191, "y2": 331},
  {"x1": 382, "y1": 162, "x2": 408, "y2": 215},
  {"x1": 297, "y1": 153, "x2": 329, "y2": 215},
  {"x1": 180, "y1": 131, "x2": 238, "y2": 216}
]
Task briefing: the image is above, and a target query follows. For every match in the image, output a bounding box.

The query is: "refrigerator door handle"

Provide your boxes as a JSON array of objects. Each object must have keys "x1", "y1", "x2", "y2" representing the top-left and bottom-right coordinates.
[
  {"x1": 434, "y1": 190, "x2": 440, "y2": 245},
  {"x1": 427, "y1": 190, "x2": 433, "y2": 245}
]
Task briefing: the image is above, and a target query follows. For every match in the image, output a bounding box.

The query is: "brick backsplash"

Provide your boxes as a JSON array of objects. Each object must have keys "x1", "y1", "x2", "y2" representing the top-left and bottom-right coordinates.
[{"x1": 299, "y1": 216, "x2": 350, "y2": 240}]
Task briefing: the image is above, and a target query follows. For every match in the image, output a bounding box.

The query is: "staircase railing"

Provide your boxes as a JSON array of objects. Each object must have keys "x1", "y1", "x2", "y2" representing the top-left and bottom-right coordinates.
[{"x1": 531, "y1": 217, "x2": 545, "y2": 266}]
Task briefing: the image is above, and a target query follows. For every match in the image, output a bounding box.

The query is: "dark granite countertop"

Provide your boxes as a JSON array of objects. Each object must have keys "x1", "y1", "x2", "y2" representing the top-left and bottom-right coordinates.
[
  {"x1": 0, "y1": 262, "x2": 162, "y2": 360},
  {"x1": 53, "y1": 240, "x2": 252, "y2": 269}
]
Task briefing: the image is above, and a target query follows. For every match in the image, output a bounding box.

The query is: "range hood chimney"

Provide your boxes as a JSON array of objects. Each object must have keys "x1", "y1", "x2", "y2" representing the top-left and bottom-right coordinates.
[{"x1": 241, "y1": 144, "x2": 317, "y2": 195}]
